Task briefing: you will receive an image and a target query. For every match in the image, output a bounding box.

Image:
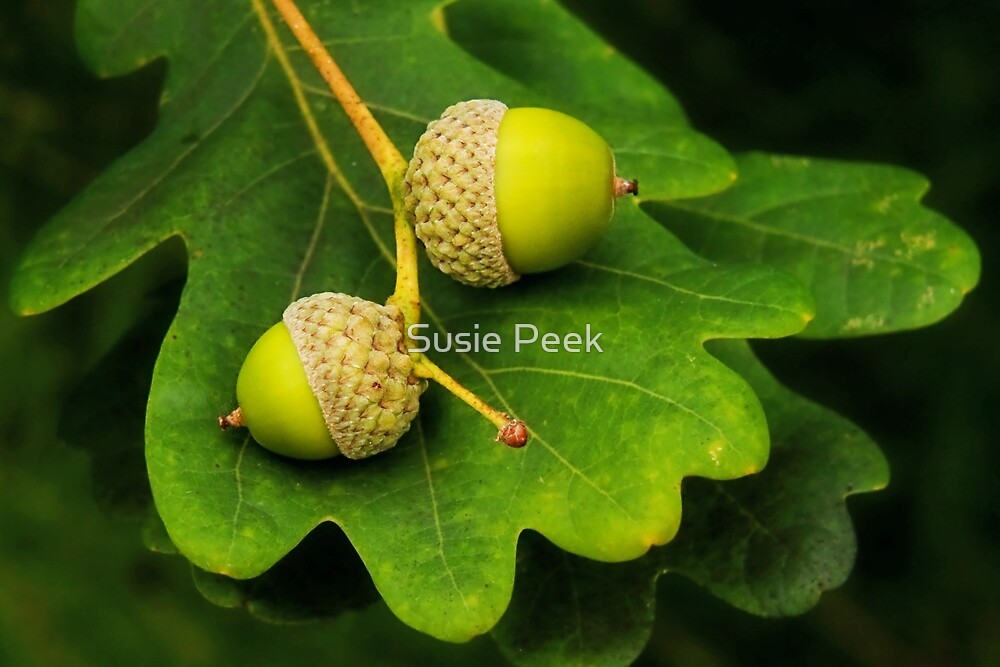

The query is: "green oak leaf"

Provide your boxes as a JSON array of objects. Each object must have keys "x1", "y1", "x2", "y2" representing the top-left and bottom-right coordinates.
[
  {"x1": 660, "y1": 340, "x2": 890, "y2": 614},
  {"x1": 493, "y1": 531, "x2": 657, "y2": 667},
  {"x1": 644, "y1": 152, "x2": 981, "y2": 338},
  {"x1": 492, "y1": 340, "x2": 890, "y2": 667},
  {"x1": 9, "y1": 0, "x2": 813, "y2": 641}
]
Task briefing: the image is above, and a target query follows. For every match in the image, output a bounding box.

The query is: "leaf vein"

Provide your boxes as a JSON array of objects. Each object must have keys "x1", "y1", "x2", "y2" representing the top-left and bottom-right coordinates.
[
  {"x1": 418, "y1": 423, "x2": 473, "y2": 614},
  {"x1": 290, "y1": 172, "x2": 335, "y2": 299},
  {"x1": 223, "y1": 438, "x2": 250, "y2": 571},
  {"x1": 252, "y1": 0, "x2": 396, "y2": 266},
  {"x1": 576, "y1": 261, "x2": 802, "y2": 315},
  {"x1": 485, "y1": 365, "x2": 727, "y2": 439},
  {"x1": 52, "y1": 13, "x2": 266, "y2": 273},
  {"x1": 662, "y1": 199, "x2": 957, "y2": 284},
  {"x1": 421, "y1": 304, "x2": 640, "y2": 523}
]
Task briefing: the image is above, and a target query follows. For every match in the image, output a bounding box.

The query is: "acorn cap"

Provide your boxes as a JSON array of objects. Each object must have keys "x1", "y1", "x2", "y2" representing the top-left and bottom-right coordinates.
[
  {"x1": 283, "y1": 293, "x2": 427, "y2": 459},
  {"x1": 404, "y1": 99, "x2": 518, "y2": 288}
]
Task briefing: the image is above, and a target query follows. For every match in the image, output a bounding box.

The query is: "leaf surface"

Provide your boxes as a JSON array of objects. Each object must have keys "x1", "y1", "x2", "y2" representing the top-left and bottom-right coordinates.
[
  {"x1": 12, "y1": 0, "x2": 812, "y2": 641},
  {"x1": 645, "y1": 153, "x2": 981, "y2": 337},
  {"x1": 492, "y1": 341, "x2": 890, "y2": 666}
]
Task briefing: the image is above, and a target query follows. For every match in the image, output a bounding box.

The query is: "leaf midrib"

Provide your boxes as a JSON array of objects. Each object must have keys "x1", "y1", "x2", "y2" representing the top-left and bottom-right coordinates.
[{"x1": 48, "y1": 11, "x2": 264, "y2": 277}]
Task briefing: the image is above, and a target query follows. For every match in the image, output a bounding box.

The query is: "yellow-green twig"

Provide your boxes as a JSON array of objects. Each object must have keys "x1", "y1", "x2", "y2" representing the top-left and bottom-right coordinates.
[
  {"x1": 269, "y1": 0, "x2": 405, "y2": 181},
  {"x1": 269, "y1": 0, "x2": 420, "y2": 326},
  {"x1": 268, "y1": 0, "x2": 526, "y2": 446},
  {"x1": 413, "y1": 355, "x2": 528, "y2": 447}
]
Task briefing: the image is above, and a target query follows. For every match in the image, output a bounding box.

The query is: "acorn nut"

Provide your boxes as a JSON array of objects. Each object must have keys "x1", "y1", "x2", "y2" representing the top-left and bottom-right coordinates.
[
  {"x1": 404, "y1": 99, "x2": 637, "y2": 288},
  {"x1": 220, "y1": 292, "x2": 427, "y2": 460}
]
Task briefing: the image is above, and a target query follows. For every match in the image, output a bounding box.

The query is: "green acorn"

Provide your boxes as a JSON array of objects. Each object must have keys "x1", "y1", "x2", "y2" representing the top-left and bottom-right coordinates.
[
  {"x1": 404, "y1": 99, "x2": 637, "y2": 288},
  {"x1": 221, "y1": 292, "x2": 426, "y2": 460}
]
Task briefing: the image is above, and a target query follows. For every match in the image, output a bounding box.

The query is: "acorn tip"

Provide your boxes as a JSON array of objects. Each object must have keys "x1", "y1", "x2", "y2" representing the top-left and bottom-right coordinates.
[
  {"x1": 614, "y1": 177, "x2": 639, "y2": 197},
  {"x1": 219, "y1": 407, "x2": 245, "y2": 430}
]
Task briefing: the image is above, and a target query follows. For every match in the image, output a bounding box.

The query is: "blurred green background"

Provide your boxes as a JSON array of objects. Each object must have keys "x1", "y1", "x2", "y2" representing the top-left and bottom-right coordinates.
[{"x1": 1, "y1": 0, "x2": 996, "y2": 665}]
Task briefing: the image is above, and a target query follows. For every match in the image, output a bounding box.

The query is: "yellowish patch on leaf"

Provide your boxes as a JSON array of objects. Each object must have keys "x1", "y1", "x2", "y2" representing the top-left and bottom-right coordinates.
[
  {"x1": 902, "y1": 231, "x2": 937, "y2": 250},
  {"x1": 430, "y1": 6, "x2": 448, "y2": 35},
  {"x1": 707, "y1": 440, "x2": 726, "y2": 465},
  {"x1": 874, "y1": 194, "x2": 899, "y2": 213},
  {"x1": 852, "y1": 238, "x2": 886, "y2": 269},
  {"x1": 842, "y1": 314, "x2": 886, "y2": 332},
  {"x1": 895, "y1": 231, "x2": 938, "y2": 260},
  {"x1": 644, "y1": 520, "x2": 679, "y2": 547},
  {"x1": 769, "y1": 155, "x2": 811, "y2": 168},
  {"x1": 919, "y1": 286, "x2": 936, "y2": 308}
]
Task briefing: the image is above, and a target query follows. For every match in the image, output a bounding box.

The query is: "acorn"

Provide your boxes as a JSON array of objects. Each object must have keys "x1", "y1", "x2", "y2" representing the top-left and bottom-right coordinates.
[
  {"x1": 220, "y1": 292, "x2": 426, "y2": 460},
  {"x1": 403, "y1": 99, "x2": 637, "y2": 288}
]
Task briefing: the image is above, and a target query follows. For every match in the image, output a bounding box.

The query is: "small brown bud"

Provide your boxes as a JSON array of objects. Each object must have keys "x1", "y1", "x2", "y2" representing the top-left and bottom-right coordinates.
[{"x1": 496, "y1": 419, "x2": 529, "y2": 448}]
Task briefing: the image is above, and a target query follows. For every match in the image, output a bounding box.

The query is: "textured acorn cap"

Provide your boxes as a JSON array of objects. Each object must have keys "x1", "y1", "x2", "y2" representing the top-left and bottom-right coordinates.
[
  {"x1": 403, "y1": 99, "x2": 518, "y2": 288},
  {"x1": 283, "y1": 293, "x2": 426, "y2": 459}
]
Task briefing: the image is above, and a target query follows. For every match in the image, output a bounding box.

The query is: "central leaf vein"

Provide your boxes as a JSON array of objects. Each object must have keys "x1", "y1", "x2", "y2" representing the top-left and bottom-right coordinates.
[
  {"x1": 577, "y1": 261, "x2": 802, "y2": 315},
  {"x1": 53, "y1": 12, "x2": 266, "y2": 273},
  {"x1": 662, "y1": 198, "x2": 956, "y2": 284},
  {"x1": 421, "y1": 319, "x2": 642, "y2": 525}
]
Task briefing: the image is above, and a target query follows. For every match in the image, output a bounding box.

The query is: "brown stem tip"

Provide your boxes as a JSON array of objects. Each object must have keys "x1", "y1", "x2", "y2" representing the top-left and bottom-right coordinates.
[
  {"x1": 614, "y1": 177, "x2": 639, "y2": 197},
  {"x1": 219, "y1": 407, "x2": 245, "y2": 430},
  {"x1": 496, "y1": 419, "x2": 529, "y2": 448}
]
